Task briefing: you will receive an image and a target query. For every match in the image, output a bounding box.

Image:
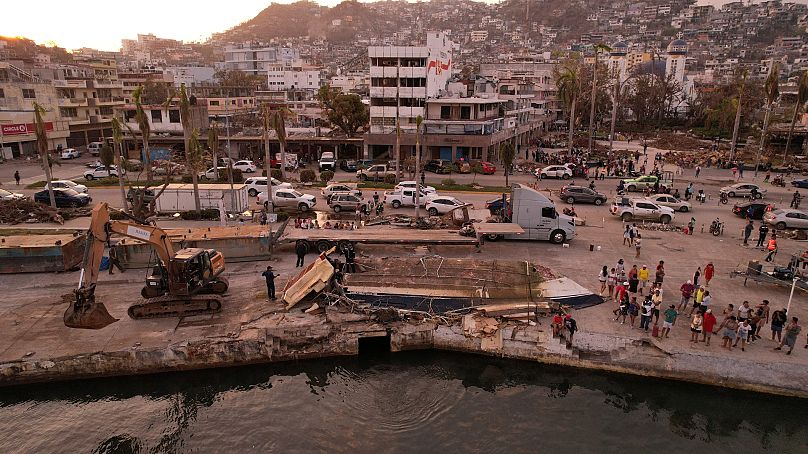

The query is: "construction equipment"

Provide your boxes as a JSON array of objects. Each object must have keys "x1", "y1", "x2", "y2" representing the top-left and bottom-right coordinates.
[{"x1": 65, "y1": 202, "x2": 229, "y2": 329}]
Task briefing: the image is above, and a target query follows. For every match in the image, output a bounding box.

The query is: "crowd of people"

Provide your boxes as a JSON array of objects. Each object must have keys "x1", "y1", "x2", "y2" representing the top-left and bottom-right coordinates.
[
  {"x1": 598, "y1": 255, "x2": 805, "y2": 356},
  {"x1": 293, "y1": 217, "x2": 358, "y2": 231}
]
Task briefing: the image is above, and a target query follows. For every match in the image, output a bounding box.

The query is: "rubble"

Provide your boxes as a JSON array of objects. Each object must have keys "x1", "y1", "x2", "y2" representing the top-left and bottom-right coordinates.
[
  {"x1": 0, "y1": 199, "x2": 92, "y2": 225},
  {"x1": 648, "y1": 133, "x2": 710, "y2": 151}
]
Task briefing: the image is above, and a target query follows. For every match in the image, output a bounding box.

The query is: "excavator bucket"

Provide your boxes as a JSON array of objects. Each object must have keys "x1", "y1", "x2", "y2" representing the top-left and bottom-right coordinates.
[{"x1": 64, "y1": 285, "x2": 118, "y2": 329}]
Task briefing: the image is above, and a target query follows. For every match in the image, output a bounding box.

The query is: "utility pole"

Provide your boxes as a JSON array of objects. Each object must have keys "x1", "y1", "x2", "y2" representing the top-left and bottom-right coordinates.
[
  {"x1": 226, "y1": 93, "x2": 235, "y2": 213},
  {"x1": 729, "y1": 71, "x2": 746, "y2": 165},
  {"x1": 414, "y1": 115, "x2": 423, "y2": 220}
]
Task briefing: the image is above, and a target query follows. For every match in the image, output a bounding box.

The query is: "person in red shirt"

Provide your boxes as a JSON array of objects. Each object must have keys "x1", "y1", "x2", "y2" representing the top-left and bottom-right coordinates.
[
  {"x1": 701, "y1": 309, "x2": 718, "y2": 346},
  {"x1": 551, "y1": 312, "x2": 564, "y2": 337},
  {"x1": 613, "y1": 281, "x2": 628, "y2": 318},
  {"x1": 704, "y1": 262, "x2": 715, "y2": 287}
]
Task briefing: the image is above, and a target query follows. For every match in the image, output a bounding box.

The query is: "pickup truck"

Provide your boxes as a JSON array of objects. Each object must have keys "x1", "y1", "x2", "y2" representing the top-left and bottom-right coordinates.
[
  {"x1": 621, "y1": 175, "x2": 673, "y2": 192},
  {"x1": 356, "y1": 164, "x2": 396, "y2": 182},
  {"x1": 610, "y1": 197, "x2": 675, "y2": 224},
  {"x1": 384, "y1": 188, "x2": 438, "y2": 208}
]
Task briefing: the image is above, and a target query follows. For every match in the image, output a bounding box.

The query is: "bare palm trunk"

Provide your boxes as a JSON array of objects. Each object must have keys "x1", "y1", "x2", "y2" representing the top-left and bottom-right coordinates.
[
  {"x1": 115, "y1": 143, "x2": 128, "y2": 213},
  {"x1": 588, "y1": 61, "x2": 598, "y2": 154},
  {"x1": 755, "y1": 103, "x2": 772, "y2": 177},
  {"x1": 143, "y1": 137, "x2": 153, "y2": 182},
  {"x1": 185, "y1": 131, "x2": 201, "y2": 213},
  {"x1": 568, "y1": 97, "x2": 576, "y2": 153},
  {"x1": 279, "y1": 140, "x2": 286, "y2": 180},
  {"x1": 609, "y1": 80, "x2": 618, "y2": 153},
  {"x1": 784, "y1": 103, "x2": 800, "y2": 164},
  {"x1": 415, "y1": 127, "x2": 421, "y2": 220},
  {"x1": 42, "y1": 153, "x2": 56, "y2": 208},
  {"x1": 729, "y1": 86, "x2": 744, "y2": 164}
]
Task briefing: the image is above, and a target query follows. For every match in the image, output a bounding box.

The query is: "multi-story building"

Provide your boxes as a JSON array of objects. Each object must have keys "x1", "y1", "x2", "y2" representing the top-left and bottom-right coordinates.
[
  {"x1": 0, "y1": 62, "x2": 69, "y2": 158},
  {"x1": 118, "y1": 71, "x2": 175, "y2": 104},
  {"x1": 266, "y1": 66, "x2": 325, "y2": 91},
  {"x1": 167, "y1": 66, "x2": 216, "y2": 87},
  {"x1": 364, "y1": 32, "x2": 453, "y2": 158},
  {"x1": 329, "y1": 71, "x2": 369, "y2": 93},
  {"x1": 223, "y1": 44, "x2": 300, "y2": 77}
]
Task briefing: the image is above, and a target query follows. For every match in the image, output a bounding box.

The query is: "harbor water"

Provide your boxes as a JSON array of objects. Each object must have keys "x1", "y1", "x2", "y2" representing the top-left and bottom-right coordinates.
[{"x1": 0, "y1": 351, "x2": 806, "y2": 453}]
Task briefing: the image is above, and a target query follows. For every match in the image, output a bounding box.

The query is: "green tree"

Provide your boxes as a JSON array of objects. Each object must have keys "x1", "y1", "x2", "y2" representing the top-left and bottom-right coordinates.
[
  {"x1": 179, "y1": 84, "x2": 201, "y2": 213},
  {"x1": 33, "y1": 102, "x2": 56, "y2": 208},
  {"x1": 99, "y1": 143, "x2": 115, "y2": 177},
  {"x1": 499, "y1": 142, "x2": 516, "y2": 187},
  {"x1": 784, "y1": 69, "x2": 808, "y2": 163},
  {"x1": 555, "y1": 58, "x2": 580, "y2": 153},
  {"x1": 132, "y1": 86, "x2": 153, "y2": 181},
  {"x1": 316, "y1": 85, "x2": 369, "y2": 137}
]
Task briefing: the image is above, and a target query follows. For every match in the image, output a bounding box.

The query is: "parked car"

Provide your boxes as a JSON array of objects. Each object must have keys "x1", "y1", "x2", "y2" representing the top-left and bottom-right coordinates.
[
  {"x1": 232, "y1": 160, "x2": 257, "y2": 173},
  {"x1": 621, "y1": 175, "x2": 673, "y2": 192},
  {"x1": 425, "y1": 196, "x2": 467, "y2": 216},
  {"x1": 259, "y1": 188, "x2": 316, "y2": 212},
  {"x1": 791, "y1": 178, "x2": 808, "y2": 189},
  {"x1": 339, "y1": 159, "x2": 358, "y2": 172},
  {"x1": 475, "y1": 161, "x2": 497, "y2": 175},
  {"x1": 732, "y1": 202, "x2": 771, "y2": 220},
  {"x1": 60, "y1": 148, "x2": 80, "y2": 159},
  {"x1": 356, "y1": 159, "x2": 375, "y2": 169},
  {"x1": 47, "y1": 180, "x2": 89, "y2": 194},
  {"x1": 610, "y1": 199, "x2": 675, "y2": 224},
  {"x1": 764, "y1": 209, "x2": 808, "y2": 230},
  {"x1": 319, "y1": 152, "x2": 336, "y2": 171},
  {"x1": 328, "y1": 193, "x2": 369, "y2": 213},
  {"x1": 244, "y1": 177, "x2": 292, "y2": 197},
  {"x1": 424, "y1": 159, "x2": 452, "y2": 174},
  {"x1": 198, "y1": 166, "x2": 230, "y2": 180},
  {"x1": 356, "y1": 164, "x2": 396, "y2": 181},
  {"x1": 0, "y1": 188, "x2": 25, "y2": 201},
  {"x1": 560, "y1": 185, "x2": 607, "y2": 205},
  {"x1": 720, "y1": 182, "x2": 766, "y2": 199},
  {"x1": 322, "y1": 183, "x2": 361, "y2": 199},
  {"x1": 645, "y1": 193, "x2": 691, "y2": 212},
  {"x1": 87, "y1": 142, "x2": 103, "y2": 156},
  {"x1": 34, "y1": 188, "x2": 91, "y2": 207},
  {"x1": 538, "y1": 165, "x2": 572, "y2": 180},
  {"x1": 84, "y1": 165, "x2": 120, "y2": 180},
  {"x1": 395, "y1": 181, "x2": 437, "y2": 194}
]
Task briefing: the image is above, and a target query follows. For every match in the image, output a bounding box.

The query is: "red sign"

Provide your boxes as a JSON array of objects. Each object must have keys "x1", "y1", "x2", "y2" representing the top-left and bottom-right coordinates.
[{"x1": 1, "y1": 122, "x2": 54, "y2": 136}]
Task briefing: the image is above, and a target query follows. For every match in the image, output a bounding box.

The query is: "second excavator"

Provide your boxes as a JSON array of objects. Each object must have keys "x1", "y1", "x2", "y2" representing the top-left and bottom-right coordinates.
[{"x1": 65, "y1": 202, "x2": 229, "y2": 329}]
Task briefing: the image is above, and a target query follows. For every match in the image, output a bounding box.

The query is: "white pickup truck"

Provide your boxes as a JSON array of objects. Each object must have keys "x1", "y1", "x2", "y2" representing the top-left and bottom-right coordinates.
[
  {"x1": 357, "y1": 164, "x2": 396, "y2": 182},
  {"x1": 610, "y1": 197, "x2": 676, "y2": 224},
  {"x1": 384, "y1": 188, "x2": 438, "y2": 208}
]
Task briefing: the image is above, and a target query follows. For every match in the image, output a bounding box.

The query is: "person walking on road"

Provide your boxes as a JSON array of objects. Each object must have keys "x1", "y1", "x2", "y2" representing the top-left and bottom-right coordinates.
[
  {"x1": 743, "y1": 220, "x2": 753, "y2": 246},
  {"x1": 765, "y1": 236, "x2": 778, "y2": 262},
  {"x1": 774, "y1": 317, "x2": 801, "y2": 355},
  {"x1": 702, "y1": 309, "x2": 717, "y2": 346},
  {"x1": 654, "y1": 260, "x2": 665, "y2": 286},
  {"x1": 771, "y1": 308, "x2": 787, "y2": 343},
  {"x1": 756, "y1": 223, "x2": 769, "y2": 249},
  {"x1": 640, "y1": 297, "x2": 654, "y2": 332},
  {"x1": 598, "y1": 266, "x2": 608, "y2": 296},
  {"x1": 704, "y1": 262, "x2": 715, "y2": 287},
  {"x1": 678, "y1": 280, "x2": 694, "y2": 312},
  {"x1": 791, "y1": 190, "x2": 801, "y2": 209},
  {"x1": 634, "y1": 234, "x2": 642, "y2": 258},
  {"x1": 14, "y1": 170, "x2": 21, "y2": 186},
  {"x1": 638, "y1": 265, "x2": 650, "y2": 295},
  {"x1": 661, "y1": 305, "x2": 678, "y2": 338},
  {"x1": 261, "y1": 265, "x2": 279, "y2": 300},
  {"x1": 295, "y1": 241, "x2": 307, "y2": 268}
]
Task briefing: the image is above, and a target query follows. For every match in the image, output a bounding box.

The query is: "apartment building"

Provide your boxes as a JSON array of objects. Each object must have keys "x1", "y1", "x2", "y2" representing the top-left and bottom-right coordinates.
[
  {"x1": 364, "y1": 32, "x2": 453, "y2": 158},
  {"x1": 223, "y1": 44, "x2": 300, "y2": 77},
  {"x1": 329, "y1": 71, "x2": 368, "y2": 93},
  {"x1": 167, "y1": 66, "x2": 216, "y2": 87},
  {"x1": 0, "y1": 62, "x2": 69, "y2": 158},
  {"x1": 266, "y1": 66, "x2": 325, "y2": 91}
]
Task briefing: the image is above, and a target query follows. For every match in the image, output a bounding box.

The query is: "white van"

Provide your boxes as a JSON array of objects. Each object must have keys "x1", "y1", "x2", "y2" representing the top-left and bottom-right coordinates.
[
  {"x1": 87, "y1": 142, "x2": 104, "y2": 156},
  {"x1": 319, "y1": 152, "x2": 336, "y2": 171}
]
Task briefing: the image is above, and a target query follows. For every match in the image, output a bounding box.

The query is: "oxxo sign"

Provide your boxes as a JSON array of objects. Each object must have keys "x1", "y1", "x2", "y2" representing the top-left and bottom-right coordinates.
[{"x1": 1, "y1": 123, "x2": 54, "y2": 136}]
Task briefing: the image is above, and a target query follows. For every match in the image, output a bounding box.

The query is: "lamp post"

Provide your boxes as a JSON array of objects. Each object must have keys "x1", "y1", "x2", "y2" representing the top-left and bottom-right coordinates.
[{"x1": 786, "y1": 277, "x2": 798, "y2": 316}]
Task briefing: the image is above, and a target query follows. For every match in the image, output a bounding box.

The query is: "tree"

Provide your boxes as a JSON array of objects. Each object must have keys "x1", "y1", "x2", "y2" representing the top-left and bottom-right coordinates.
[
  {"x1": 316, "y1": 85, "x2": 369, "y2": 137},
  {"x1": 784, "y1": 69, "x2": 808, "y2": 163},
  {"x1": 213, "y1": 69, "x2": 267, "y2": 90},
  {"x1": 33, "y1": 102, "x2": 56, "y2": 208},
  {"x1": 555, "y1": 58, "x2": 580, "y2": 153},
  {"x1": 186, "y1": 129, "x2": 204, "y2": 177},
  {"x1": 179, "y1": 84, "x2": 201, "y2": 213},
  {"x1": 588, "y1": 44, "x2": 611, "y2": 153},
  {"x1": 208, "y1": 121, "x2": 220, "y2": 180},
  {"x1": 99, "y1": 143, "x2": 115, "y2": 177},
  {"x1": 499, "y1": 142, "x2": 516, "y2": 187},
  {"x1": 111, "y1": 118, "x2": 129, "y2": 212},
  {"x1": 270, "y1": 109, "x2": 288, "y2": 180},
  {"x1": 132, "y1": 86, "x2": 153, "y2": 181},
  {"x1": 262, "y1": 104, "x2": 273, "y2": 211},
  {"x1": 756, "y1": 63, "x2": 780, "y2": 176}
]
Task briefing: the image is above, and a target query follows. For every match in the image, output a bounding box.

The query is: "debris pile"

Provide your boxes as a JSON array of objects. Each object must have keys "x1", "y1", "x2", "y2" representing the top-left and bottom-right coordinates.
[
  {"x1": 0, "y1": 200, "x2": 92, "y2": 225},
  {"x1": 648, "y1": 133, "x2": 710, "y2": 151}
]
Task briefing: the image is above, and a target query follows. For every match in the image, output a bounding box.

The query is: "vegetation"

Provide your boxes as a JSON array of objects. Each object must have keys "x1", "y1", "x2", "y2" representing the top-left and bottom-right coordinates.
[
  {"x1": 784, "y1": 70, "x2": 808, "y2": 162},
  {"x1": 498, "y1": 142, "x2": 516, "y2": 187},
  {"x1": 555, "y1": 58, "x2": 580, "y2": 153},
  {"x1": 319, "y1": 170, "x2": 335, "y2": 182},
  {"x1": 316, "y1": 85, "x2": 369, "y2": 137},
  {"x1": 99, "y1": 143, "x2": 115, "y2": 177},
  {"x1": 179, "y1": 84, "x2": 202, "y2": 213},
  {"x1": 299, "y1": 169, "x2": 317, "y2": 183},
  {"x1": 32, "y1": 102, "x2": 56, "y2": 208}
]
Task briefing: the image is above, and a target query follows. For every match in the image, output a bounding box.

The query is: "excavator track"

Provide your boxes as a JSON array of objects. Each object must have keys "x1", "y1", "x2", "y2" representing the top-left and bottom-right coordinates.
[{"x1": 127, "y1": 295, "x2": 223, "y2": 320}]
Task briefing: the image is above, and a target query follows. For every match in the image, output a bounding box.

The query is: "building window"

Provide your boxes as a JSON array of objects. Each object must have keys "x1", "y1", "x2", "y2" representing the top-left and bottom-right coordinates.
[
  {"x1": 99, "y1": 107, "x2": 113, "y2": 115},
  {"x1": 209, "y1": 100, "x2": 220, "y2": 106},
  {"x1": 440, "y1": 106, "x2": 451, "y2": 119},
  {"x1": 59, "y1": 107, "x2": 78, "y2": 118},
  {"x1": 0, "y1": 88, "x2": 4, "y2": 98},
  {"x1": 22, "y1": 88, "x2": 36, "y2": 99},
  {"x1": 169, "y1": 110, "x2": 180, "y2": 123},
  {"x1": 124, "y1": 110, "x2": 136, "y2": 121},
  {"x1": 460, "y1": 106, "x2": 471, "y2": 120},
  {"x1": 151, "y1": 110, "x2": 163, "y2": 122}
]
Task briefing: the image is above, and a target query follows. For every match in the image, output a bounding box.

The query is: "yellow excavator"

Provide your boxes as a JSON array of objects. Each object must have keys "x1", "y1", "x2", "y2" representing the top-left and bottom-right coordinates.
[{"x1": 65, "y1": 202, "x2": 229, "y2": 329}]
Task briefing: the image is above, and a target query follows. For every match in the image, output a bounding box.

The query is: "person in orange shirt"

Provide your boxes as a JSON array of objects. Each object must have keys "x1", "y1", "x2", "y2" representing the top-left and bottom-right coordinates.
[
  {"x1": 765, "y1": 236, "x2": 778, "y2": 262},
  {"x1": 704, "y1": 262, "x2": 715, "y2": 286}
]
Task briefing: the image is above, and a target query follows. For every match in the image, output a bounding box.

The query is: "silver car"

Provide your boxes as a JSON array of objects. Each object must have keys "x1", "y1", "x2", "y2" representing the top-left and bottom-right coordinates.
[
  {"x1": 720, "y1": 183, "x2": 766, "y2": 199},
  {"x1": 646, "y1": 194, "x2": 691, "y2": 212},
  {"x1": 764, "y1": 209, "x2": 808, "y2": 230}
]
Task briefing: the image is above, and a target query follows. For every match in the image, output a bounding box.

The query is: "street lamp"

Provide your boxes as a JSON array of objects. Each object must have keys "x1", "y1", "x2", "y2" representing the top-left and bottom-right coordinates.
[{"x1": 786, "y1": 277, "x2": 798, "y2": 316}]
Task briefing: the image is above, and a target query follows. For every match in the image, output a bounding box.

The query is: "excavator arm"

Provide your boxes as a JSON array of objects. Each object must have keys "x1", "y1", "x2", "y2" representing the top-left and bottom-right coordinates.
[{"x1": 65, "y1": 202, "x2": 175, "y2": 329}]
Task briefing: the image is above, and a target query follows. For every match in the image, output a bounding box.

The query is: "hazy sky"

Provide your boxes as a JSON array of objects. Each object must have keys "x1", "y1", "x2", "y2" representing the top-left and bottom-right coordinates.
[{"x1": 5, "y1": 0, "x2": 808, "y2": 52}]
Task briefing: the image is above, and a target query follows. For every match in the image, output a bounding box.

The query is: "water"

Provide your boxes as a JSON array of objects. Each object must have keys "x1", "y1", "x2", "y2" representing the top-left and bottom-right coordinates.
[{"x1": 0, "y1": 351, "x2": 806, "y2": 453}]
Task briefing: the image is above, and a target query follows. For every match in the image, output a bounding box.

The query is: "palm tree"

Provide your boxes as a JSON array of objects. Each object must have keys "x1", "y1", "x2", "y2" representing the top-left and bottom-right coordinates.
[
  {"x1": 33, "y1": 102, "x2": 56, "y2": 208},
  {"x1": 179, "y1": 84, "x2": 201, "y2": 213},
  {"x1": 588, "y1": 44, "x2": 611, "y2": 154},
  {"x1": 499, "y1": 141, "x2": 516, "y2": 187},
  {"x1": 208, "y1": 121, "x2": 220, "y2": 180},
  {"x1": 784, "y1": 69, "x2": 808, "y2": 163},
  {"x1": 270, "y1": 109, "x2": 288, "y2": 180},
  {"x1": 111, "y1": 118, "x2": 129, "y2": 212},
  {"x1": 131, "y1": 86, "x2": 153, "y2": 181},
  {"x1": 262, "y1": 104, "x2": 273, "y2": 210},
  {"x1": 556, "y1": 60, "x2": 580, "y2": 153},
  {"x1": 755, "y1": 63, "x2": 780, "y2": 177},
  {"x1": 728, "y1": 70, "x2": 747, "y2": 164}
]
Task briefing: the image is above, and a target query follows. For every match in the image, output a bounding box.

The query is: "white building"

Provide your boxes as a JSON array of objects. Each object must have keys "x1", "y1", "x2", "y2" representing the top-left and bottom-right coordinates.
[
  {"x1": 167, "y1": 66, "x2": 215, "y2": 87},
  {"x1": 470, "y1": 30, "x2": 489, "y2": 42},
  {"x1": 266, "y1": 67, "x2": 325, "y2": 91},
  {"x1": 223, "y1": 44, "x2": 300, "y2": 77},
  {"x1": 609, "y1": 41, "x2": 630, "y2": 84},
  {"x1": 665, "y1": 39, "x2": 688, "y2": 85},
  {"x1": 329, "y1": 72, "x2": 368, "y2": 93}
]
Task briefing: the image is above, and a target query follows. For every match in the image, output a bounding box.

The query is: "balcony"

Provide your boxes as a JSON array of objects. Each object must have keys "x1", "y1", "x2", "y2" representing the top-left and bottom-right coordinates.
[
  {"x1": 52, "y1": 79, "x2": 87, "y2": 89},
  {"x1": 423, "y1": 118, "x2": 505, "y2": 135},
  {"x1": 58, "y1": 97, "x2": 89, "y2": 107},
  {"x1": 92, "y1": 80, "x2": 123, "y2": 89},
  {"x1": 89, "y1": 97, "x2": 125, "y2": 107}
]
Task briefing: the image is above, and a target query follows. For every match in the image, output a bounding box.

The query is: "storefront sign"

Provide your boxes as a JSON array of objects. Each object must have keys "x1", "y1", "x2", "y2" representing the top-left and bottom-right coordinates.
[{"x1": 0, "y1": 122, "x2": 54, "y2": 136}]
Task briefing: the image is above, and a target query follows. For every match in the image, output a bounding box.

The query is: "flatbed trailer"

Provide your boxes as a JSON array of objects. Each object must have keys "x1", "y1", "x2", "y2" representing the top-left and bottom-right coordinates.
[
  {"x1": 280, "y1": 227, "x2": 478, "y2": 254},
  {"x1": 729, "y1": 264, "x2": 808, "y2": 293}
]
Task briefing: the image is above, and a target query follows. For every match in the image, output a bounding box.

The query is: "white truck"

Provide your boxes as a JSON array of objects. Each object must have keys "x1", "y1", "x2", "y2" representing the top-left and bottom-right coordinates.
[
  {"x1": 384, "y1": 188, "x2": 438, "y2": 208},
  {"x1": 319, "y1": 151, "x2": 336, "y2": 171},
  {"x1": 486, "y1": 184, "x2": 576, "y2": 244},
  {"x1": 154, "y1": 183, "x2": 250, "y2": 213},
  {"x1": 357, "y1": 164, "x2": 397, "y2": 182},
  {"x1": 610, "y1": 197, "x2": 675, "y2": 224}
]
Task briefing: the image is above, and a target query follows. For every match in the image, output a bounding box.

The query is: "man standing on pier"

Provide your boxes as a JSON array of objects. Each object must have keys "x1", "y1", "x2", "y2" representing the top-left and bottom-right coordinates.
[{"x1": 262, "y1": 265, "x2": 279, "y2": 300}]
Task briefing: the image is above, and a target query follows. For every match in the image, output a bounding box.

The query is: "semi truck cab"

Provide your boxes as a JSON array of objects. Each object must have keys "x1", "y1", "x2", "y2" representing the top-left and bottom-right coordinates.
[{"x1": 498, "y1": 184, "x2": 576, "y2": 244}]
